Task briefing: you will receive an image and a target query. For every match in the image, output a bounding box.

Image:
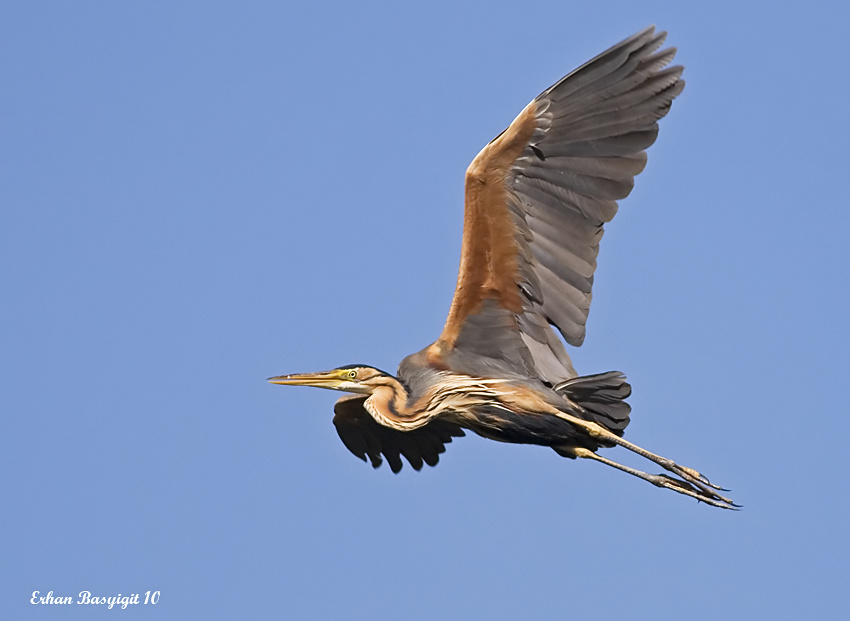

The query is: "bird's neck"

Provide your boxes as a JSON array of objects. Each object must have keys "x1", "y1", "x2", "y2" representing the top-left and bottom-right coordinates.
[{"x1": 364, "y1": 376, "x2": 432, "y2": 431}]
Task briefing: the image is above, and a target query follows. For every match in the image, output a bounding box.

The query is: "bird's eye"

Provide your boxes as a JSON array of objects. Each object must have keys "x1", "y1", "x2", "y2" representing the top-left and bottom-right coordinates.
[{"x1": 347, "y1": 370, "x2": 357, "y2": 379}]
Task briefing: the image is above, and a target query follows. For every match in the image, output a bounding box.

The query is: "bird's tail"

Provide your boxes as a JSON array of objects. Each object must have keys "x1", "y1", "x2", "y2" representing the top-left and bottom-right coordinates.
[{"x1": 554, "y1": 371, "x2": 632, "y2": 435}]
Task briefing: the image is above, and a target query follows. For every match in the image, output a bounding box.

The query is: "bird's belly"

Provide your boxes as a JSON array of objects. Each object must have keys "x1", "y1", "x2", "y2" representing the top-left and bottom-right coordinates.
[{"x1": 451, "y1": 405, "x2": 579, "y2": 446}]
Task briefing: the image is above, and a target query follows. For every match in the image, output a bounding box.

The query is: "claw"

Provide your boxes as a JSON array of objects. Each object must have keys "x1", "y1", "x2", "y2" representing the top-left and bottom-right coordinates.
[{"x1": 668, "y1": 464, "x2": 735, "y2": 505}]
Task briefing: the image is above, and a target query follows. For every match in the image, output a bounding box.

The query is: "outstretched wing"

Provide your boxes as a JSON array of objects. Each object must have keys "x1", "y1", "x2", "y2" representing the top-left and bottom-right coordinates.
[
  {"x1": 428, "y1": 26, "x2": 684, "y2": 383},
  {"x1": 333, "y1": 394, "x2": 465, "y2": 473}
]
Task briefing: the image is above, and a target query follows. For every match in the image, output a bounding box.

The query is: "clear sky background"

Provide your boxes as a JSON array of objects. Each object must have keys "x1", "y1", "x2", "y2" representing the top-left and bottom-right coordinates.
[{"x1": 3, "y1": 1, "x2": 849, "y2": 619}]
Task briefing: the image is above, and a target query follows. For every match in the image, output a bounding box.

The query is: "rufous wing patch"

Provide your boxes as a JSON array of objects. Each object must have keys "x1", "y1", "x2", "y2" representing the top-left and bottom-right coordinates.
[{"x1": 431, "y1": 100, "x2": 540, "y2": 359}]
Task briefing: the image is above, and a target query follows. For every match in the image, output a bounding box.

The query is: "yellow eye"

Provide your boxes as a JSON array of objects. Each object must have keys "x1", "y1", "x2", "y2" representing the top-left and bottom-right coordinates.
[{"x1": 347, "y1": 370, "x2": 357, "y2": 379}]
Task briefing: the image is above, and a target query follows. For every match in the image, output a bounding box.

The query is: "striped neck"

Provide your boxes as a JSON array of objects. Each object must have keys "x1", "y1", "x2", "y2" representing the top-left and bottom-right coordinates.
[{"x1": 364, "y1": 376, "x2": 435, "y2": 431}]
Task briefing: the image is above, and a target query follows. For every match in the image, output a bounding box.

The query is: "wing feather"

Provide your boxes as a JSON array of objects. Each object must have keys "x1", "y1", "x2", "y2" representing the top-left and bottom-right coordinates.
[
  {"x1": 430, "y1": 26, "x2": 683, "y2": 380},
  {"x1": 333, "y1": 394, "x2": 465, "y2": 473}
]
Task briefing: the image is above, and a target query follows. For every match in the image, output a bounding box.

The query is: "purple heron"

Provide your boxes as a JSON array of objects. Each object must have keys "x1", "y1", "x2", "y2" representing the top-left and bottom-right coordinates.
[{"x1": 270, "y1": 26, "x2": 737, "y2": 509}]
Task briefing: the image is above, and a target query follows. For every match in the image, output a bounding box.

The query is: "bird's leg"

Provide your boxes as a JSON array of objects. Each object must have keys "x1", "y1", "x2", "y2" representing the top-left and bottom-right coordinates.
[
  {"x1": 564, "y1": 447, "x2": 738, "y2": 510},
  {"x1": 550, "y1": 409, "x2": 735, "y2": 505}
]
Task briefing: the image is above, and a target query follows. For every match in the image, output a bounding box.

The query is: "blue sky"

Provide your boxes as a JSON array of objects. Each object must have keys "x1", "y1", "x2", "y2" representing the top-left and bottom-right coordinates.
[{"x1": 3, "y1": 1, "x2": 849, "y2": 618}]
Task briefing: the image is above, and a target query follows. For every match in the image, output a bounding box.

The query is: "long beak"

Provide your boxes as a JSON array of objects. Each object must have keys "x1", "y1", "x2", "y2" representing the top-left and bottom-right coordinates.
[{"x1": 267, "y1": 370, "x2": 346, "y2": 389}]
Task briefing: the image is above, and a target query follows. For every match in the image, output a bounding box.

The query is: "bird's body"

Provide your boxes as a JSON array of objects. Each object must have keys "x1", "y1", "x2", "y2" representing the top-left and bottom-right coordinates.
[
  {"x1": 271, "y1": 27, "x2": 737, "y2": 509},
  {"x1": 385, "y1": 349, "x2": 625, "y2": 449}
]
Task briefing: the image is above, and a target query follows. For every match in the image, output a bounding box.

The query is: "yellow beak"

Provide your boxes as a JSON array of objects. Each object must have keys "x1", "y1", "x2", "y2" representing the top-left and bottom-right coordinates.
[
  {"x1": 267, "y1": 370, "x2": 347, "y2": 389},
  {"x1": 268, "y1": 369, "x2": 371, "y2": 394}
]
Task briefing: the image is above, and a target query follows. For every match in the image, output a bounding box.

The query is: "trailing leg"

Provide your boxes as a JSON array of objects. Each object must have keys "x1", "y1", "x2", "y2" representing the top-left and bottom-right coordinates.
[
  {"x1": 549, "y1": 408, "x2": 736, "y2": 507},
  {"x1": 557, "y1": 445, "x2": 738, "y2": 510}
]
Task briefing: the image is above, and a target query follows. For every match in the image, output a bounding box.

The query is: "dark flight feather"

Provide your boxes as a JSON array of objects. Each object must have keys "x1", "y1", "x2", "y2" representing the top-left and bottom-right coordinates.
[{"x1": 333, "y1": 394, "x2": 465, "y2": 472}]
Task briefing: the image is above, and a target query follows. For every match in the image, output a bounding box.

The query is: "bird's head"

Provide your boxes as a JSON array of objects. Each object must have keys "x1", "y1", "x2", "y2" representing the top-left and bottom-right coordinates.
[{"x1": 268, "y1": 365, "x2": 395, "y2": 395}]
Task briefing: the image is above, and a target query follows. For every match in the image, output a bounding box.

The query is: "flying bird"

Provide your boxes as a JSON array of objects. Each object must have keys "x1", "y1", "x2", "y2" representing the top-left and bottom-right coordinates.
[{"x1": 270, "y1": 26, "x2": 736, "y2": 509}]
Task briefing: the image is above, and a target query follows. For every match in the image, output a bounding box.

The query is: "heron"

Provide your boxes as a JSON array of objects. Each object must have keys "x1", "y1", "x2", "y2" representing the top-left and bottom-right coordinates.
[{"x1": 270, "y1": 26, "x2": 737, "y2": 510}]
